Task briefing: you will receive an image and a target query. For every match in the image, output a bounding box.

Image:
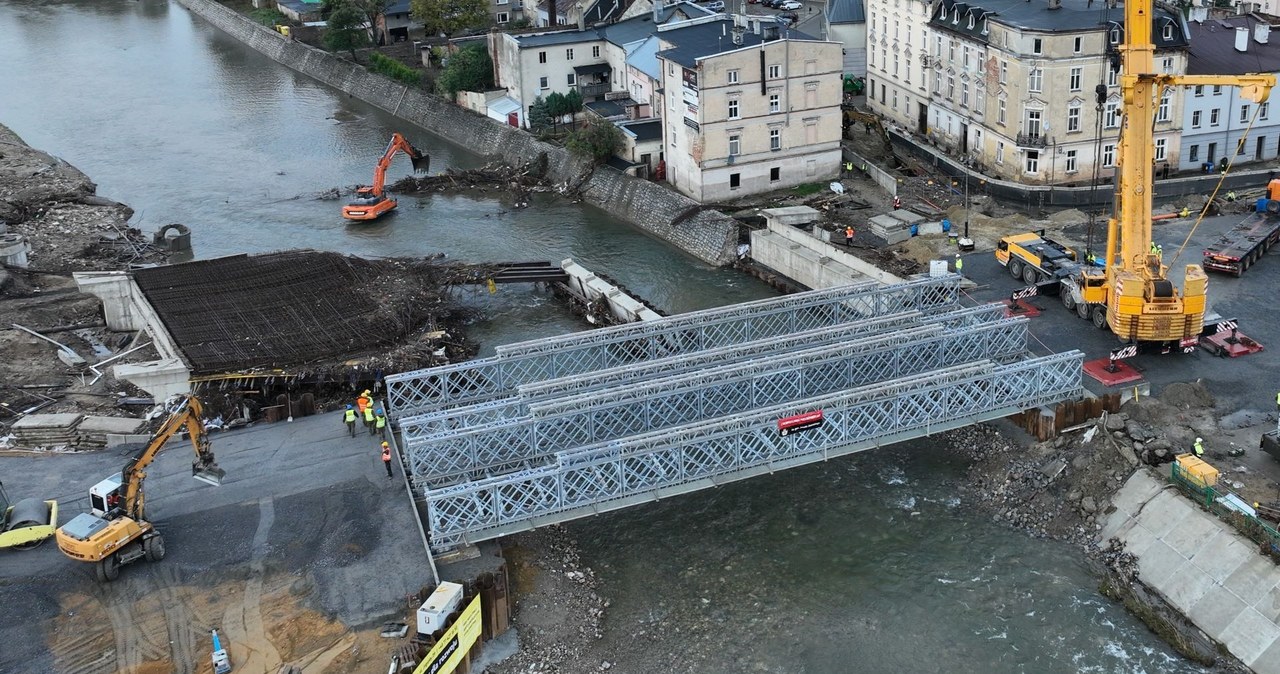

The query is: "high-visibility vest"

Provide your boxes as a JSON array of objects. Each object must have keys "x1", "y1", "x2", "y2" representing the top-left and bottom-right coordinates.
[
  {"x1": 364, "y1": 408, "x2": 375, "y2": 422},
  {"x1": 845, "y1": 227, "x2": 854, "y2": 237},
  {"x1": 955, "y1": 258, "x2": 964, "y2": 271},
  {"x1": 382, "y1": 447, "x2": 391, "y2": 462},
  {"x1": 1194, "y1": 439, "x2": 1204, "y2": 456},
  {"x1": 357, "y1": 396, "x2": 370, "y2": 411},
  {"x1": 344, "y1": 409, "x2": 356, "y2": 423},
  {"x1": 376, "y1": 415, "x2": 386, "y2": 429}
]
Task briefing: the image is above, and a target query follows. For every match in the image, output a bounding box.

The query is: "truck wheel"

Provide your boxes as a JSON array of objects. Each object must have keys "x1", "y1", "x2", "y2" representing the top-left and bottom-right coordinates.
[
  {"x1": 1008, "y1": 259, "x2": 1023, "y2": 279},
  {"x1": 1022, "y1": 265, "x2": 1040, "y2": 285},
  {"x1": 144, "y1": 535, "x2": 166, "y2": 562},
  {"x1": 96, "y1": 555, "x2": 119, "y2": 582},
  {"x1": 1092, "y1": 305, "x2": 1109, "y2": 329},
  {"x1": 1062, "y1": 292, "x2": 1076, "y2": 311},
  {"x1": 1076, "y1": 302, "x2": 1090, "y2": 320}
]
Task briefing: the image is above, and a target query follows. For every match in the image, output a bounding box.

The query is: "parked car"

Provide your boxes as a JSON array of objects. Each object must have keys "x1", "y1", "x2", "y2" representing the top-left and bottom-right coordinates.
[
  {"x1": 778, "y1": 10, "x2": 798, "y2": 22},
  {"x1": 706, "y1": 0, "x2": 725, "y2": 9},
  {"x1": 778, "y1": 0, "x2": 803, "y2": 9},
  {"x1": 762, "y1": 0, "x2": 782, "y2": 8}
]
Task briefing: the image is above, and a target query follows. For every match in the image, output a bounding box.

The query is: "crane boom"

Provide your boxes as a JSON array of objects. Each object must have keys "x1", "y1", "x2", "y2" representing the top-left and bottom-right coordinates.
[{"x1": 120, "y1": 396, "x2": 225, "y2": 522}]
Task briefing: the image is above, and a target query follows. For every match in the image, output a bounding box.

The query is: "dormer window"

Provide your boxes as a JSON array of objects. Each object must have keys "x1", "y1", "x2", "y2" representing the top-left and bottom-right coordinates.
[
  {"x1": 967, "y1": 15, "x2": 974, "y2": 29},
  {"x1": 1162, "y1": 24, "x2": 1173, "y2": 40},
  {"x1": 952, "y1": 8, "x2": 959, "y2": 23}
]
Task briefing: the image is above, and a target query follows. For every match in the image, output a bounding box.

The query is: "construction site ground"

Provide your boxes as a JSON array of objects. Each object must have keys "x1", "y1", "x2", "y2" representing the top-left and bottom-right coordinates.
[{"x1": 0, "y1": 412, "x2": 433, "y2": 674}]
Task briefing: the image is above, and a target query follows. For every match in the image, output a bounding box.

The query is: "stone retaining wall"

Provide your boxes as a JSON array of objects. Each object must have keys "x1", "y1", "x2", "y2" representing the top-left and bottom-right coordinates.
[{"x1": 172, "y1": 0, "x2": 737, "y2": 265}]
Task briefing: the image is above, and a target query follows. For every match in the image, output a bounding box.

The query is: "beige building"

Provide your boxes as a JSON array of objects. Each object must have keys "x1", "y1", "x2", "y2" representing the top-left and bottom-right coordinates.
[
  {"x1": 659, "y1": 16, "x2": 844, "y2": 200},
  {"x1": 869, "y1": 0, "x2": 1189, "y2": 185},
  {"x1": 863, "y1": 0, "x2": 933, "y2": 130}
]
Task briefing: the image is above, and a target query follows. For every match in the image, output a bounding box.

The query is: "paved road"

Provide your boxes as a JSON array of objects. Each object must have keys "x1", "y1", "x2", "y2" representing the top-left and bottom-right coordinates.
[{"x1": 0, "y1": 410, "x2": 432, "y2": 673}]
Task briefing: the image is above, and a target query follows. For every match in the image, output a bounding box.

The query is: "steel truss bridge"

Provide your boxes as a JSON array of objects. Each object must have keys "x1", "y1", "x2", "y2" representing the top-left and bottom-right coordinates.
[{"x1": 387, "y1": 277, "x2": 1084, "y2": 550}]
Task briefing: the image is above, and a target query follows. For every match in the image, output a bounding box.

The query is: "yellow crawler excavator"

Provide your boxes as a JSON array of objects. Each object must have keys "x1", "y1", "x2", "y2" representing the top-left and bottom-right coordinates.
[{"x1": 55, "y1": 395, "x2": 225, "y2": 582}]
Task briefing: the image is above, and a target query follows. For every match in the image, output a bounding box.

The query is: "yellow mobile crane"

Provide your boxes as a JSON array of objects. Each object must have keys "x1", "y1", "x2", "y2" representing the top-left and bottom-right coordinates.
[
  {"x1": 55, "y1": 395, "x2": 225, "y2": 582},
  {"x1": 1001, "y1": 0, "x2": 1274, "y2": 349}
]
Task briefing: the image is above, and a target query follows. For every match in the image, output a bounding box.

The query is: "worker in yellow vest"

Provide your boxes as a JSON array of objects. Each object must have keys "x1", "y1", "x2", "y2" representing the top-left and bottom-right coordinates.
[
  {"x1": 1194, "y1": 437, "x2": 1204, "y2": 457},
  {"x1": 343, "y1": 404, "x2": 357, "y2": 437},
  {"x1": 375, "y1": 408, "x2": 387, "y2": 440},
  {"x1": 363, "y1": 404, "x2": 376, "y2": 435},
  {"x1": 954, "y1": 254, "x2": 963, "y2": 275}
]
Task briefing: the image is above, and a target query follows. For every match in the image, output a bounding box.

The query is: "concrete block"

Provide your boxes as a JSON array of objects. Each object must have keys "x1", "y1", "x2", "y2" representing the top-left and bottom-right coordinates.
[
  {"x1": 1190, "y1": 532, "x2": 1251, "y2": 583},
  {"x1": 917, "y1": 221, "x2": 944, "y2": 235},
  {"x1": 1116, "y1": 518, "x2": 1159, "y2": 557},
  {"x1": 1109, "y1": 470, "x2": 1164, "y2": 517},
  {"x1": 887, "y1": 209, "x2": 927, "y2": 225},
  {"x1": 883, "y1": 229, "x2": 912, "y2": 245},
  {"x1": 868, "y1": 214, "x2": 904, "y2": 230},
  {"x1": 759, "y1": 206, "x2": 821, "y2": 227},
  {"x1": 11, "y1": 413, "x2": 83, "y2": 430},
  {"x1": 1253, "y1": 632, "x2": 1280, "y2": 674},
  {"x1": 1136, "y1": 539, "x2": 1189, "y2": 588},
  {"x1": 1162, "y1": 564, "x2": 1218, "y2": 612},
  {"x1": 78, "y1": 416, "x2": 147, "y2": 435},
  {"x1": 1225, "y1": 554, "x2": 1280, "y2": 612},
  {"x1": 1188, "y1": 582, "x2": 1249, "y2": 636},
  {"x1": 114, "y1": 358, "x2": 191, "y2": 400},
  {"x1": 1221, "y1": 608, "x2": 1280, "y2": 669},
  {"x1": 1096, "y1": 509, "x2": 1132, "y2": 543},
  {"x1": 106, "y1": 433, "x2": 152, "y2": 448},
  {"x1": 1140, "y1": 490, "x2": 1196, "y2": 539},
  {"x1": 1161, "y1": 504, "x2": 1221, "y2": 558}
]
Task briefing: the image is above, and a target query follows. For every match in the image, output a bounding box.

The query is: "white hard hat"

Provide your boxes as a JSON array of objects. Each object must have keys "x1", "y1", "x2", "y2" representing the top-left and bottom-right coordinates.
[
  {"x1": 955, "y1": 253, "x2": 961, "y2": 258},
  {"x1": 1196, "y1": 437, "x2": 1203, "y2": 442}
]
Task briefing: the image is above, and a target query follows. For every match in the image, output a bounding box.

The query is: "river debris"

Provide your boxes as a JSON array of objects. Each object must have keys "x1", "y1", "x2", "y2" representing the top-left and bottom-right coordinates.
[{"x1": 389, "y1": 155, "x2": 554, "y2": 207}]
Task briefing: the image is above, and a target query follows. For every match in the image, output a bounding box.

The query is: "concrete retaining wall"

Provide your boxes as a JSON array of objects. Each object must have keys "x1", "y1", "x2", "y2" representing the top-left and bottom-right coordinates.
[
  {"x1": 172, "y1": 0, "x2": 737, "y2": 266},
  {"x1": 844, "y1": 147, "x2": 897, "y2": 197},
  {"x1": 1100, "y1": 470, "x2": 1280, "y2": 674},
  {"x1": 749, "y1": 214, "x2": 903, "y2": 289},
  {"x1": 561, "y1": 258, "x2": 661, "y2": 323}
]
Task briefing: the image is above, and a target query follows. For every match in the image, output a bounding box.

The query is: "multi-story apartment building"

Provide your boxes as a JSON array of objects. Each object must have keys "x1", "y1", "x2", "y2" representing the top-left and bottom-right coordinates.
[
  {"x1": 1180, "y1": 14, "x2": 1280, "y2": 172},
  {"x1": 868, "y1": 0, "x2": 1189, "y2": 185},
  {"x1": 863, "y1": 0, "x2": 932, "y2": 131},
  {"x1": 658, "y1": 16, "x2": 843, "y2": 199},
  {"x1": 826, "y1": 0, "x2": 867, "y2": 75}
]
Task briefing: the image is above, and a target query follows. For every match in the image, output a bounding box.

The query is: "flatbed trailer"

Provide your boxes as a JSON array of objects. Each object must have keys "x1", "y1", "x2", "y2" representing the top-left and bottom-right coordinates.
[{"x1": 1202, "y1": 202, "x2": 1280, "y2": 276}]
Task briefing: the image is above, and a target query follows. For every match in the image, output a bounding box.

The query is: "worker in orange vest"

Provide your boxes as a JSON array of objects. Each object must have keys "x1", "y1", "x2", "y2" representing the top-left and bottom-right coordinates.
[
  {"x1": 356, "y1": 390, "x2": 372, "y2": 414},
  {"x1": 844, "y1": 226, "x2": 855, "y2": 246},
  {"x1": 381, "y1": 441, "x2": 393, "y2": 478}
]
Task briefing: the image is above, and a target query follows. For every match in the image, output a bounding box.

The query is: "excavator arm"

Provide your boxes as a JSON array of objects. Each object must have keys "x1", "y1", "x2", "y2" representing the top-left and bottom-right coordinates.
[
  {"x1": 121, "y1": 395, "x2": 225, "y2": 522},
  {"x1": 367, "y1": 132, "x2": 430, "y2": 197}
]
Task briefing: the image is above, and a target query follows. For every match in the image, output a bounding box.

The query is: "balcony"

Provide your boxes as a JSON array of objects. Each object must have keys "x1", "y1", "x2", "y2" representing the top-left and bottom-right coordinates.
[
  {"x1": 579, "y1": 82, "x2": 610, "y2": 99},
  {"x1": 1016, "y1": 132, "x2": 1049, "y2": 148}
]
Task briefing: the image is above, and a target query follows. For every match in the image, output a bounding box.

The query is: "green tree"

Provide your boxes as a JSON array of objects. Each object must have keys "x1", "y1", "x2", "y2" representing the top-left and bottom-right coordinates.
[
  {"x1": 545, "y1": 91, "x2": 568, "y2": 131},
  {"x1": 527, "y1": 96, "x2": 553, "y2": 132},
  {"x1": 325, "y1": 3, "x2": 369, "y2": 60},
  {"x1": 410, "y1": 0, "x2": 489, "y2": 37},
  {"x1": 564, "y1": 89, "x2": 583, "y2": 114},
  {"x1": 565, "y1": 117, "x2": 623, "y2": 164},
  {"x1": 354, "y1": 0, "x2": 395, "y2": 44},
  {"x1": 436, "y1": 44, "x2": 494, "y2": 94}
]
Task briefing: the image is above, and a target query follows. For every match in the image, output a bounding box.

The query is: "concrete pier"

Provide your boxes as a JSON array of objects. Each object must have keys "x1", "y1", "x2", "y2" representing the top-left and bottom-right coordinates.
[
  {"x1": 749, "y1": 206, "x2": 904, "y2": 288},
  {"x1": 560, "y1": 258, "x2": 662, "y2": 323}
]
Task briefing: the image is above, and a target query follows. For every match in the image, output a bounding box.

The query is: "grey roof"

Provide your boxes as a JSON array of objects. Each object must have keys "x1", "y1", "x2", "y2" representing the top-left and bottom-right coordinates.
[
  {"x1": 826, "y1": 0, "x2": 864, "y2": 25},
  {"x1": 386, "y1": 0, "x2": 411, "y2": 14},
  {"x1": 1187, "y1": 17, "x2": 1280, "y2": 75},
  {"x1": 620, "y1": 118, "x2": 663, "y2": 140},
  {"x1": 932, "y1": 0, "x2": 1187, "y2": 47},
  {"x1": 586, "y1": 99, "x2": 627, "y2": 116},
  {"x1": 656, "y1": 19, "x2": 817, "y2": 68},
  {"x1": 626, "y1": 35, "x2": 662, "y2": 79},
  {"x1": 513, "y1": 2, "x2": 712, "y2": 48},
  {"x1": 582, "y1": 0, "x2": 632, "y2": 25}
]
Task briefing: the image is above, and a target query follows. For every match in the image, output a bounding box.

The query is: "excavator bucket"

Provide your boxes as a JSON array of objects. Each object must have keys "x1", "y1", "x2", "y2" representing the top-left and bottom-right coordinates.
[
  {"x1": 410, "y1": 151, "x2": 430, "y2": 174},
  {"x1": 192, "y1": 460, "x2": 226, "y2": 487}
]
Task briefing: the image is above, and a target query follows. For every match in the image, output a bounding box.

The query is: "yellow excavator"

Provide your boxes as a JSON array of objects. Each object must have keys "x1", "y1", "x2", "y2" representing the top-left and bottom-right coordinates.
[
  {"x1": 55, "y1": 395, "x2": 226, "y2": 582},
  {"x1": 1001, "y1": 0, "x2": 1274, "y2": 350}
]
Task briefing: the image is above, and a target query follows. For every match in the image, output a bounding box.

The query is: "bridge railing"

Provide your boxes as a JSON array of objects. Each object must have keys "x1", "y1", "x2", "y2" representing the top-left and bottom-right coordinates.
[
  {"x1": 421, "y1": 350, "x2": 1083, "y2": 548},
  {"x1": 386, "y1": 277, "x2": 961, "y2": 417}
]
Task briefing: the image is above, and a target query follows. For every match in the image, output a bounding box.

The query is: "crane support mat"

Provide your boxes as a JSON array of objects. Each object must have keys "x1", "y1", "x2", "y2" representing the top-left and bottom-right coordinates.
[
  {"x1": 1082, "y1": 358, "x2": 1144, "y2": 386},
  {"x1": 1200, "y1": 330, "x2": 1264, "y2": 358},
  {"x1": 1002, "y1": 299, "x2": 1041, "y2": 318}
]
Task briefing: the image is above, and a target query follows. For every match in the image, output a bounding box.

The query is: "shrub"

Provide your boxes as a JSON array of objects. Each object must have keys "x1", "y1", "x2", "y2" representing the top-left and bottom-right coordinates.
[{"x1": 369, "y1": 51, "x2": 422, "y2": 87}]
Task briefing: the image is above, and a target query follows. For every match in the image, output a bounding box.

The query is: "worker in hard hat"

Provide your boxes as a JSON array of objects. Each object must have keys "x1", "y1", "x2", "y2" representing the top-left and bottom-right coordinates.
[
  {"x1": 954, "y1": 253, "x2": 964, "y2": 275},
  {"x1": 381, "y1": 441, "x2": 393, "y2": 478},
  {"x1": 1194, "y1": 437, "x2": 1204, "y2": 457},
  {"x1": 363, "y1": 403, "x2": 376, "y2": 435},
  {"x1": 343, "y1": 404, "x2": 357, "y2": 437},
  {"x1": 375, "y1": 408, "x2": 388, "y2": 440},
  {"x1": 356, "y1": 390, "x2": 372, "y2": 414}
]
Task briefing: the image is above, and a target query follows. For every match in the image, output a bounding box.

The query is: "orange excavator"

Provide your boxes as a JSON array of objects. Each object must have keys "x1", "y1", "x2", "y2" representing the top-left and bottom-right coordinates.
[{"x1": 342, "y1": 132, "x2": 430, "y2": 221}]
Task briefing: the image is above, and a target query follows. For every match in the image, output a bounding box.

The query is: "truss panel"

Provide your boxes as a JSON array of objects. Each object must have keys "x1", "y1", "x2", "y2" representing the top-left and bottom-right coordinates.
[
  {"x1": 422, "y1": 351, "x2": 1082, "y2": 547},
  {"x1": 407, "y1": 319, "x2": 1028, "y2": 485},
  {"x1": 386, "y1": 277, "x2": 961, "y2": 417}
]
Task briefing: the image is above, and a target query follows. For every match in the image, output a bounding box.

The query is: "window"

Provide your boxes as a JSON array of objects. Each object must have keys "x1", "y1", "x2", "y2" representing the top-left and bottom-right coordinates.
[
  {"x1": 567, "y1": 73, "x2": 576, "y2": 86},
  {"x1": 539, "y1": 51, "x2": 547, "y2": 64},
  {"x1": 539, "y1": 76, "x2": 549, "y2": 89},
  {"x1": 963, "y1": 47, "x2": 969, "y2": 71},
  {"x1": 1102, "y1": 143, "x2": 1115, "y2": 167},
  {"x1": 1105, "y1": 101, "x2": 1119, "y2": 128},
  {"x1": 1263, "y1": 102, "x2": 1271, "y2": 119},
  {"x1": 1194, "y1": 85, "x2": 1204, "y2": 97},
  {"x1": 948, "y1": 42, "x2": 955, "y2": 63},
  {"x1": 1073, "y1": 36, "x2": 1082, "y2": 53},
  {"x1": 769, "y1": 93, "x2": 780, "y2": 113},
  {"x1": 1189, "y1": 145, "x2": 1199, "y2": 162},
  {"x1": 998, "y1": 98, "x2": 1006, "y2": 125},
  {"x1": 728, "y1": 69, "x2": 739, "y2": 84},
  {"x1": 996, "y1": 141, "x2": 1005, "y2": 164},
  {"x1": 1155, "y1": 137, "x2": 1167, "y2": 161},
  {"x1": 1162, "y1": 58, "x2": 1173, "y2": 73},
  {"x1": 768, "y1": 64, "x2": 781, "y2": 78},
  {"x1": 947, "y1": 75, "x2": 954, "y2": 99},
  {"x1": 566, "y1": 48, "x2": 574, "y2": 60},
  {"x1": 770, "y1": 129, "x2": 781, "y2": 150},
  {"x1": 894, "y1": 54, "x2": 899, "y2": 77},
  {"x1": 1000, "y1": 60, "x2": 1007, "y2": 84},
  {"x1": 1067, "y1": 105, "x2": 1081, "y2": 132},
  {"x1": 1238, "y1": 138, "x2": 1247, "y2": 155},
  {"x1": 497, "y1": 11, "x2": 509, "y2": 22},
  {"x1": 729, "y1": 134, "x2": 740, "y2": 156},
  {"x1": 592, "y1": 45, "x2": 600, "y2": 58},
  {"x1": 1032, "y1": 38, "x2": 1042, "y2": 55},
  {"x1": 1065, "y1": 149, "x2": 1078, "y2": 173},
  {"x1": 1026, "y1": 109, "x2": 1042, "y2": 136},
  {"x1": 728, "y1": 99, "x2": 739, "y2": 120},
  {"x1": 1208, "y1": 142, "x2": 1217, "y2": 161},
  {"x1": 1210, "y1": 108, "x2": 1220, "y2": 126},
  {"x1": 1191, "y1": 110, "x2": 1201, "y2": 128},
  {"x1": 1025, "y1": 150, "x2": 1039, "y2": 174},
  {"x1": 1069, "y1": 67, "x2": 1082, "y2": 91},
  {"x1": 934, "y1": 73, "x2": 941, "y2": 94},
  {"x1": 935, "y1": 36, "x2": 942, "y2": 56},
  {"x1": 1157, "y1": 91, "x2": 1170, "y2": 122},
  {"x1": 730, "y1": 173, "x2": 740, "y2": 189},
  {"x1": 770, "y1": 166, "x2": 781, "y2": 181},
  {"x1": 1163, "y1": 24, "x2": 1173, "y2": 40},
  {"x1": 1242, "y1": 105, "x2": 1251, "y2": 123},
  {"x1": 1028, "y1": 68, "x2": 1042, "y2": 93},
  {"x1": 961, "y1": 83, "x2": 969, "y2": 108}
]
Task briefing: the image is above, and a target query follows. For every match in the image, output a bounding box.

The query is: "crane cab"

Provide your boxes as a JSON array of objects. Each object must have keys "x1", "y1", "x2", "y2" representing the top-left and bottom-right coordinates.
[
  {"x1": 89, "y1": 473, "x2": 123, "y2": 518},
  {"x1": 342, "y1": 191, "x2": 398, "y2": 221}
]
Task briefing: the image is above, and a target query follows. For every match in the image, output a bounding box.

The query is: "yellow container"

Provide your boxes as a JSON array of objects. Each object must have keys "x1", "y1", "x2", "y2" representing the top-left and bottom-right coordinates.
[{"x1": 1175, "y1": 453, "x2": 1218, "y2": 488}]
